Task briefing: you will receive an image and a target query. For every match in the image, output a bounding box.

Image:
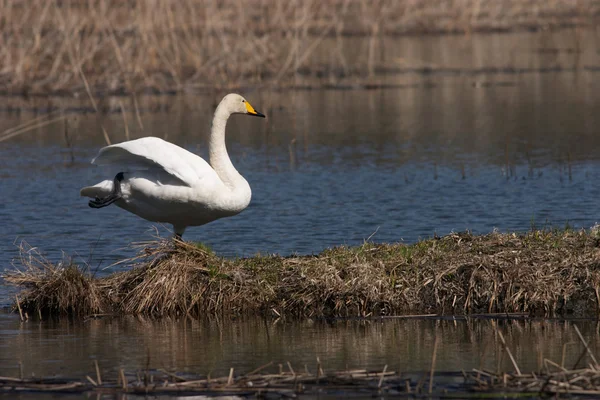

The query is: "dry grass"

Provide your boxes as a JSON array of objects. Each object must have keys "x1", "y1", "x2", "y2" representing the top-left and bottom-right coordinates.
[
  {"x1": 5, "y1": 242, "x2": 107, "y2": 316},
  {"x1": 474, "y1": 366, "x2": 600, "y2": 396},
  {"x1": 0, "y1": 0, "x2": 599, "y2": 95},
  {"x1": 0, "y1": 363, "x2": 435, "y2": 397},
  {"x1": 469, "y1": 325, "x2": 600, "y2": 396},
  {"x1": 4, "y1": 229, "x2": 600, "y2": 319}
]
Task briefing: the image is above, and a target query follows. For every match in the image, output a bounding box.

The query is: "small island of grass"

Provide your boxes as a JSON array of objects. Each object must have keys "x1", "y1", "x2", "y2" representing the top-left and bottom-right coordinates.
[{"x1": 4, "y1": 228, "x2": 600, "y2": 319}]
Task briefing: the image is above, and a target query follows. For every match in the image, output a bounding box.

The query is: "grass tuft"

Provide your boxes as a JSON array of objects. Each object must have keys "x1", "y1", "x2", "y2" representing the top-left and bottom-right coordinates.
[{"x1": 5, "y1": 242, "x2": 105, "y2": 316}]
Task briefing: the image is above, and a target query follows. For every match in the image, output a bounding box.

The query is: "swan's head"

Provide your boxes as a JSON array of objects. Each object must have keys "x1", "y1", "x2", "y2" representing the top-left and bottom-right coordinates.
[{"x1": 221, "y1": 93, "x2": 266, "y2": 118}]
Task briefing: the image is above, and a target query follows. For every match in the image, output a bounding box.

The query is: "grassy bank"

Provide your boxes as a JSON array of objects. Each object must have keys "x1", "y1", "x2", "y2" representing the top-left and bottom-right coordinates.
[
  {"x1": 1, "y1": 0, "x2": 599, "y2": 95},
  {"x1": 4, "y1": 229, "x2": 600, "y2": 319}
]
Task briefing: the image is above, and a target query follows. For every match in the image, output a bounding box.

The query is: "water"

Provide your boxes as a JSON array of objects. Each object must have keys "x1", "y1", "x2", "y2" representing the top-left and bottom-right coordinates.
[
  {"x1": 0, "y1": 315, "x2": 599, "y2": 399},
  {"x1": 2, "y1": 29, "x2": 600, "y2": 397},
  {"x1": 3, "y1": 75, "x2": 600, "y2": 275},
  {"x1": 0, "y1": 316, "x2": 599, "y2": 383}
]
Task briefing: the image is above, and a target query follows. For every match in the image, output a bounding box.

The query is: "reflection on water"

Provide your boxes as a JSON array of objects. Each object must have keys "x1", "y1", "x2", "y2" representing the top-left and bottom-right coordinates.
[{"x1": 0, "y1": 314, "x2": 598, "y2": 381}]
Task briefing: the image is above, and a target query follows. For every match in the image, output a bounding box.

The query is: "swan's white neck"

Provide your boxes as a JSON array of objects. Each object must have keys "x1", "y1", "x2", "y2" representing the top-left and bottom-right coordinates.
[{"x1": 209, "y1": 104, "x2": 245, "y2": 189}]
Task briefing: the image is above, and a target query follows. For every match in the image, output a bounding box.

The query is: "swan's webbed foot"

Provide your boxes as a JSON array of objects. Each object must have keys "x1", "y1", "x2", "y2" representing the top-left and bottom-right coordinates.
[
  {"x1": 89, "y1": 194, "x2": 121, "y2": 208},
  {"x1": 89, "y1": 172, "x2": 124, "y2": 209}
]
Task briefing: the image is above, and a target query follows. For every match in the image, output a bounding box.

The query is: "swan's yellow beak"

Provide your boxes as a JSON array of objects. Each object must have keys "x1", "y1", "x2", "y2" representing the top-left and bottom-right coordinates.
[{"x1": 245, "y1": 101, "x2": 266, "y2": 118}]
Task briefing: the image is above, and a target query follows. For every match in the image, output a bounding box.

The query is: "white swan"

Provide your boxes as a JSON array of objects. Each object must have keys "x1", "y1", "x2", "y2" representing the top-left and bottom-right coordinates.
[{"x1": 80, "y1": 93, "x2": 265, "y2": 238}]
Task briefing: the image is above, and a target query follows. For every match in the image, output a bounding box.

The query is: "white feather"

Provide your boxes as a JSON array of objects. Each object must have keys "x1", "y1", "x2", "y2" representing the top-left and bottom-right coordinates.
[{"x1": 80, "y1": 93, "x2": 265, "y2": 237}]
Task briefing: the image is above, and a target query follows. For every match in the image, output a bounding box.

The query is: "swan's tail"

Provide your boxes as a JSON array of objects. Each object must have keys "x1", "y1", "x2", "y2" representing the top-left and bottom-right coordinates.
[{"x1": 80, "y1": 180, "x2": 113, "y2": 198}]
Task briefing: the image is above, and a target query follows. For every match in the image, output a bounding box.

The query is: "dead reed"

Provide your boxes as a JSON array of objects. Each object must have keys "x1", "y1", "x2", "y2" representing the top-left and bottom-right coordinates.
[
  {"x1": 468, "y1": 325, "x2": 600, "y2": 396},
  {"x1": 475, "y1": 368, "x2": 600, "y2": 396},
  {"x1": 4, "y1": 228, "x2": 600, "y2": 319},
  {"x1": 0, "y1": 0, "x2": 598, "y2": 95},
  {"x1": 0, "y1": 363, "x2": 418, "y2": 397}
]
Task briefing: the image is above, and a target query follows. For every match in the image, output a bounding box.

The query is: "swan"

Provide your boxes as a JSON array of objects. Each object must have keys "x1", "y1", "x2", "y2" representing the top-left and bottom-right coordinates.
[{"x1": 80, "y1": 93, "x2": 265, "y2": 238}]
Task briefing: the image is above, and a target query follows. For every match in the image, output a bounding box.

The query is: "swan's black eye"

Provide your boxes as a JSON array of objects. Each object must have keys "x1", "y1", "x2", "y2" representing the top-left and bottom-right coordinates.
[{"x1": 242, "y1": 99, "x2": 245, "y2": 103}]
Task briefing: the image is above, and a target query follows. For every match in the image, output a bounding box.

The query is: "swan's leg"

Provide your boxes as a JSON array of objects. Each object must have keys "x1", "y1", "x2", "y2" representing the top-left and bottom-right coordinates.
[
  {"x1": 89, "y1": 172, "x2": 124, "y2": 209},
  {"x1": 173, "y1": 226, "x2": 186, "y2": 241}
]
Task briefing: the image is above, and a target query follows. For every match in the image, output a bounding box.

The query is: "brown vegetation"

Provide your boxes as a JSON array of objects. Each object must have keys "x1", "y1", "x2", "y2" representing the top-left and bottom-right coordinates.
[
  {"x1": 473, "y1": 364, "x2": 600, "y2": 396},
  {"x1": 0, "y1": 364, "x2": 406, "y2": 397},
  {"x1": 470, "y1": 325, "x2": 600, "y2": 396},
  {"x1": 4, "y1": 228, "x2": 600, "y2": 319},
  {"x1": 0, "y1": 0, "x2": 599, "y2": 95}
]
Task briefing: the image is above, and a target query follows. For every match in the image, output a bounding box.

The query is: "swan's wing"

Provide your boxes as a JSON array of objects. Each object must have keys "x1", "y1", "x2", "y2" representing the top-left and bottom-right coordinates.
[{"x1": 92, "y1": 137, "x2": 213, "y2": 187}]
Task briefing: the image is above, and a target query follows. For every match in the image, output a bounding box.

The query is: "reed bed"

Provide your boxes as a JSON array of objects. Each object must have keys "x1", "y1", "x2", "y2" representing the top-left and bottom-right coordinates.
[
  {"x1": 4, "y1": 228, "x2": 600, "y2": 319},
  {"x1": 0, "y1": 0, "x2": 599, "y2": 95}
]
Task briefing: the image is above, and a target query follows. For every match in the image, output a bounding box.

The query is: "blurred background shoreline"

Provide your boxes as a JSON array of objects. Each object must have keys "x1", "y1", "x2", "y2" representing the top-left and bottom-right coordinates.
[{"x1": 1, "y1": 0, "x2": 599, "y2": 96}]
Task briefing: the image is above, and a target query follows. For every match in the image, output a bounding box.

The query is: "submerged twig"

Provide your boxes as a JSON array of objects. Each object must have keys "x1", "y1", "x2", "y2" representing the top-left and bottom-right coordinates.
[
  {"x1": 574, "y1": 325, "x2": 599, "y2": 367},
  {"x1": 429, "y1": 334, "x2": 439, "y2": 393},
  {"x1": 497, "y1": 330, "x2": 522, "y2": 376},
  {"x1": 15, "y1": 295, "x2": 24, "y2": 322}
]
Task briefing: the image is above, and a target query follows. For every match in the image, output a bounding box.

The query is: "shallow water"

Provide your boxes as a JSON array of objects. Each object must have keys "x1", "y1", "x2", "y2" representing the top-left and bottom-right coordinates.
[
  {"x1": 2, "y1": 72, "x2": 600, "y2": 288},
  {"x1": 1, "y1": 29, "x2": 600, "y2": 398},
  {"x1": 0, "y1": 314, "x2": 599, "y2": 398}
]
